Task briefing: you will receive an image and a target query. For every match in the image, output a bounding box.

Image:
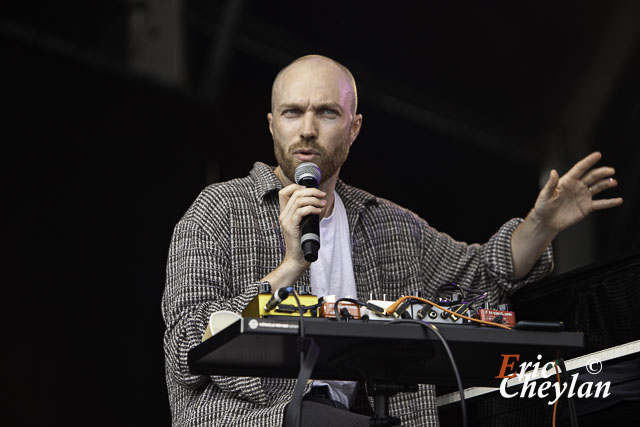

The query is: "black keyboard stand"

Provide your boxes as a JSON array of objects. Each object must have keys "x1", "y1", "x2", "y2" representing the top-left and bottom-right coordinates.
[
  {"x1": 369, "y1": 380, "x2": 418, "y2": 426},
  {"x1": 188, "y1": 318, "x2": 584, "y2": 424}
]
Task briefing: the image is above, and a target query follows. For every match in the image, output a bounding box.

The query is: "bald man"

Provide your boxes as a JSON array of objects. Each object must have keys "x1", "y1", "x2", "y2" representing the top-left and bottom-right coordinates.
[{"x1": 162, "y1": 55, "x2": 622, "y2": 426}]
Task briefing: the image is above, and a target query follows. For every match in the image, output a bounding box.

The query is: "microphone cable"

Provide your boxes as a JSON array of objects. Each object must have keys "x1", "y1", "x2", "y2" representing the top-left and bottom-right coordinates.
[
  {"x1": 284, "y1": 290, "x2": 319, "y2": 427},
  {"x1": 386, "y1": 319, "x2": 467, "y2": 427}
]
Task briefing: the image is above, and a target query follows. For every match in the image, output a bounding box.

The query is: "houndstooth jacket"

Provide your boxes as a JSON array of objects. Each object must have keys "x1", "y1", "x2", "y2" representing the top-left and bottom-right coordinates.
[{"x1": 162, "y1": 162, "x2": 553, "y2": 426}]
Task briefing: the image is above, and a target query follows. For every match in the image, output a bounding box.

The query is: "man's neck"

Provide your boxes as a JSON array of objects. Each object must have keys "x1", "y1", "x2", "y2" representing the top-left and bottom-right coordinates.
[{"x1": 274, "y1": 165, "x2": 337, "y2": 219}]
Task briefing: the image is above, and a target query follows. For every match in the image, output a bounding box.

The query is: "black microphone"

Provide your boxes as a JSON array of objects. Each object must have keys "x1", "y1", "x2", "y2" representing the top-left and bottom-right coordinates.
[
  {"x1": 264, "y1": 286, "x2": 293, "y2": 312},
  {"x1": 294, "y1": 162, "x2": 322, "y2": 262}
]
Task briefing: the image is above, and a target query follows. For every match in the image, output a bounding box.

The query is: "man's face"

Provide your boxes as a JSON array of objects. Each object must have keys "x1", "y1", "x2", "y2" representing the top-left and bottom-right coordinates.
[{"x1": 268, "y1": 60, "x2": 362, "y2": 184}]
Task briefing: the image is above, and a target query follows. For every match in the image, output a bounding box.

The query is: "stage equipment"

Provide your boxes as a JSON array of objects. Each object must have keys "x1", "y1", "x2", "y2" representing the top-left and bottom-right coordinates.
[
  {"x1": 189, "y1": 316, "x2": 584, "y2": 426},
  {"x1": 241, "y1": 282, "x2": 319, "y2": 318}
]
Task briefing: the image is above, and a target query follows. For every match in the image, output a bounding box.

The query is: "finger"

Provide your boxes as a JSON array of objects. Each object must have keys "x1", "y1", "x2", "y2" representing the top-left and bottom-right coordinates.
[
  {"x1": 279, "y1": 186, "x2": 325, "y2": 212},
  {"x1": 279, "y1": 184, "x2": 306, "y2": 200},
  {"x1": 289, "y1": 196, "x2": 327, "y2": 210},
  {"x1": 293, "y1": 188, "x2": 327, "y2": 198},
  {"x1": 566, "y1": 151, "x2": 602, "y2": 180},
  {"x1": 280, "y1": 202, "x2": 324, "y2": 224},
  {"x1": 280, "y1": 192, "x2": 327, "y2": 222},
  {"x1": 588, "y1": 177, "x2": 617, "y2": 196},
  {"x1": 592, "y1": 197, "x2": 623, "y2": 211},
  {"x1": 278, "y1": 184, "x2": 305, "y2": 210},
  {"x1": 289, "y1": 205, "x2": 323, "y2": 224},
  {"x1": 284, "y1": 188, "x2": 326, "y2": 208},
  {"x1": 540, "y1": 169, "x2": 559, "y2": 200},
  {"x1": 582, "y1": 166, "x2": 615, "y2": 186}
]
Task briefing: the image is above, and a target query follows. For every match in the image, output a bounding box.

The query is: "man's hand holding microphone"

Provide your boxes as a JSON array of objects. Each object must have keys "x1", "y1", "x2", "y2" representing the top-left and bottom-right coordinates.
[{"x1": 261, "y1": 163, "x2": 325, "y2": 299}]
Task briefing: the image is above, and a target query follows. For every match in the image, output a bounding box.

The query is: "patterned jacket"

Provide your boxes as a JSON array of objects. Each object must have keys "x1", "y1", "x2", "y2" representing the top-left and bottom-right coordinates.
[{"x1": 162, "y1": 162, "x2": 553, "y2": 426}]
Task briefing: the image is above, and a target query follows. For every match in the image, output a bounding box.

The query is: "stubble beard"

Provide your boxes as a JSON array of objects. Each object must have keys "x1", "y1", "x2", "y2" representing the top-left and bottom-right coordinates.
[{"x1": 273, "y1": 138, "x2": 350, "y2": 185}]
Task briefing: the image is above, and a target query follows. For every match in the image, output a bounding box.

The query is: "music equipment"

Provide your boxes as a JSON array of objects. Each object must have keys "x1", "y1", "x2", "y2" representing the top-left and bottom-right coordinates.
[
  {"x1": 241, "y1": 286, "x2": 319, "y2": 318},
  {"x1": 474, "y1": 308, "x2": 516, "y2": 327},
  {"x1": 263, "y1": 287, "x2": 292, "y2": 312},
  {"x1": 188, "y1": 317, "x2": 583, "y2": 387},
  {"x1": 319, "y1": 300, "x2": 361, "y2": 319}
]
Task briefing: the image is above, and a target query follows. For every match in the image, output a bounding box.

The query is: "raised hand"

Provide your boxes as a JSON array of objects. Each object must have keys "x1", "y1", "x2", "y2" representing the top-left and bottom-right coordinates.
[
  {"x1": 511, "y1": 152, "x2": 623, "y2": 279},
  {"x1": 531, "y1": 152, "x2": 623, "y2": 233}
]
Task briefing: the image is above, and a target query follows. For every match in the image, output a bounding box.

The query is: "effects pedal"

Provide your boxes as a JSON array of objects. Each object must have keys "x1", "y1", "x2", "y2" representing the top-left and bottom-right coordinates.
[
  {"x1": 474, "y1": 307, "x2": 516, "y2": 327},
  {"x1": 242, "y1": 284, "x2": 319, "y2": 318}
]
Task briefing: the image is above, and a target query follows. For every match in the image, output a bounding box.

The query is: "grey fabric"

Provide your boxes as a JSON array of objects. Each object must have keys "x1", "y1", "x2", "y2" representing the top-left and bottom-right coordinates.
[{"x1": 162, "y1": 162, "x2": 554, "y2": 426}]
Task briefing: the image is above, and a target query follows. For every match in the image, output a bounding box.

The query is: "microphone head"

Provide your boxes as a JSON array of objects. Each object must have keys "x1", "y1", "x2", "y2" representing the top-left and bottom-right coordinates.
[{"x1": 294, "y1": 162, "x2": 321, "y2": 186}]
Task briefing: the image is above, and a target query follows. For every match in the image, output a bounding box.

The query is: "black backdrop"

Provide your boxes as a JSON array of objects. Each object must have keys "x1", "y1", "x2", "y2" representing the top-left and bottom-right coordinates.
[{"x1": 2, "y1": 1, "x2": 639, "y2": 426}]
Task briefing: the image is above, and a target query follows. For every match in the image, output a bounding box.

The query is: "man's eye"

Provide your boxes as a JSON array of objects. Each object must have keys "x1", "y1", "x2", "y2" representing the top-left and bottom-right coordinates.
[
  {"x1": 283, "y1": 109, "x2": 300, "y2": 115},
  {"x1": 324, "y1": 109, "x2": 338, "y2": 115}
]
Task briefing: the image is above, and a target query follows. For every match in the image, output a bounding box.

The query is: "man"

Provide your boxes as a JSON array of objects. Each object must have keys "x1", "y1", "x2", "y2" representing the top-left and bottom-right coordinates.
[{"x1": 162, "y1": 55, "x2": 622, "y2": 426}]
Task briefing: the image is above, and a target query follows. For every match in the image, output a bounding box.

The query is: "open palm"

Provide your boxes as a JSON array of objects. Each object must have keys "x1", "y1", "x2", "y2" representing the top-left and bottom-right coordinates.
[{"x1": 532, "y1": 152, "x2": 623, "y2": 233}]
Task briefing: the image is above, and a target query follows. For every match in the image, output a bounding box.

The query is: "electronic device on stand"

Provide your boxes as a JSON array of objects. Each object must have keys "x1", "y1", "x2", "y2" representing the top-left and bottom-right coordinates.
[{"x1": 189, "y1": 315, "x2": 584, "y2": 426}]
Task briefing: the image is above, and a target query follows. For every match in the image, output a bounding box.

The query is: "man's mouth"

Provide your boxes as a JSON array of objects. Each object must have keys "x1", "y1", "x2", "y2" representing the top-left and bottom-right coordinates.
[
  {"x1": 293, "y1": 148, "x2": 320, "y2": 155},
  {"x1": 293, "y1": 148, "x2": 320, "y2": 161}
]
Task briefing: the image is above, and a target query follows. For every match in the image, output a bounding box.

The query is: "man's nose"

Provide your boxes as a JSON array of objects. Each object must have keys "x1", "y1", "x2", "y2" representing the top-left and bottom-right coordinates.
[{"x1": 300, "y1": 112, "x2": 317, "y2": 140}]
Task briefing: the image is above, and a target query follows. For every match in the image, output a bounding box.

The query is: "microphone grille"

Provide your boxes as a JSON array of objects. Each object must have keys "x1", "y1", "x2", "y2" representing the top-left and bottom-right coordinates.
[{"x1": 294, "y1": 162, "x2": 321, "y2": 185}]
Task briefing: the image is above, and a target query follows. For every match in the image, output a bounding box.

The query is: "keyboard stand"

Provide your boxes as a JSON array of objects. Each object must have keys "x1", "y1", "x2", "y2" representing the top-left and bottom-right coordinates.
[{"x1": 369, "y1": 380, "x2": 419, "y2": 426}]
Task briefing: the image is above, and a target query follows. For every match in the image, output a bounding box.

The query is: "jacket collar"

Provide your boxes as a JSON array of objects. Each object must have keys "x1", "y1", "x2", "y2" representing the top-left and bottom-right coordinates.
[
  {"x1": 250, "y1": 162, "x2": 283, "y2": 203},
  {"x1": 249, "y1": 162, "x2": 377, "y2": 212},
  {"x1": 335, "y1": 179, "x2": 377, "y2": 215}
]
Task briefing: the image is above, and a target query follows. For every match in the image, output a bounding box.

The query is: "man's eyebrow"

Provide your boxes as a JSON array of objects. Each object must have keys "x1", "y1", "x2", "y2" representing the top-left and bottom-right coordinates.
[
  {"x1": 277, "y1": 101, "x2": 344, "y2": 112},
  {"x1": 278, "y1": 103, "x2": 304, "y2": 110},
  {"x1": 315, "y1": 102, "x2": 343, "y2": 111}
]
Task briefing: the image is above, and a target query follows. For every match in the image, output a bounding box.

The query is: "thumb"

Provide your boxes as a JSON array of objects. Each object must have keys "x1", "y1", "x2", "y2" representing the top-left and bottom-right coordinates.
[{"x1": 540, "y1": 169, "x2": 559, "y2": 201}]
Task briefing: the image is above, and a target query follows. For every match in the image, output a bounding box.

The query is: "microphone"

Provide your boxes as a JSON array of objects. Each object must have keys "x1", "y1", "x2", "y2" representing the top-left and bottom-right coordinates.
[
  {"x1": 264, "y1": 286, "x2": 293, "y2": 312},
  {"x1": 294, "y1": 162, "x2": 322, "y2": 262}
]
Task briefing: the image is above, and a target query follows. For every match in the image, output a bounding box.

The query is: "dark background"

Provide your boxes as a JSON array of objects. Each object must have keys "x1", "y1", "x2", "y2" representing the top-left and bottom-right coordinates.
[{"x1": 2, "y1": 1, "x2": 639, "y2": 426}]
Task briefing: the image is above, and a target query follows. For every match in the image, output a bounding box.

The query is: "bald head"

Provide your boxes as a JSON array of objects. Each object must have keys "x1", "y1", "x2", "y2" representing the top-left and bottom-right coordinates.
[
  {"x1": 271, "y1": 55, "x2": 358, "y2": 116},
  {"x1": 267, "y1": 54, "x2": 363, "y2": 186}
]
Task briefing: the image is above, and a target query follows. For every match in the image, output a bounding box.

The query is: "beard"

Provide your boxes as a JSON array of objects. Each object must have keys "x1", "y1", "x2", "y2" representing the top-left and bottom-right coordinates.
[{"x1": 273, "y1": 138, "x2": 350, "y2": 184}]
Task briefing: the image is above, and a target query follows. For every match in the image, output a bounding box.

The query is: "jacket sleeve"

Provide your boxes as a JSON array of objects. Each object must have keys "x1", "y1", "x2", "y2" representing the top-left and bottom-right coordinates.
[
  {"x1": 419, "y1": 218, "x2": 553, "y2": 303},
  {"x1": 161, "y1": 218, "x2": 271, "y2": 405}
]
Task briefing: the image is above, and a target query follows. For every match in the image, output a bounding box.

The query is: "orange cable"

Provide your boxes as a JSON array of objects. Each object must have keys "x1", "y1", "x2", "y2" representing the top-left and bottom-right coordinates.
[{"x1": 384, "y1": 296, "x2": 512, "y2": 330}]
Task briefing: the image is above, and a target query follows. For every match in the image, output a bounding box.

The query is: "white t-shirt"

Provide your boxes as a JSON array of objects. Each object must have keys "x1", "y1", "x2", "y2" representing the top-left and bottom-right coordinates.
[{"x1": 310, "y1": 191, "x2": 358, "y2": 408}]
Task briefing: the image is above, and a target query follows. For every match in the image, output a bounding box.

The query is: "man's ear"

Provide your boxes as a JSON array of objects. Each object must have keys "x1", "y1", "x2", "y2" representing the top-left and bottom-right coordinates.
[
  {"x1": 350, "y1": 113, "x2": 363, "y2": 145},
  {"x1": 267, "y1": 112, "x2": 274, "y2": 136}
]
